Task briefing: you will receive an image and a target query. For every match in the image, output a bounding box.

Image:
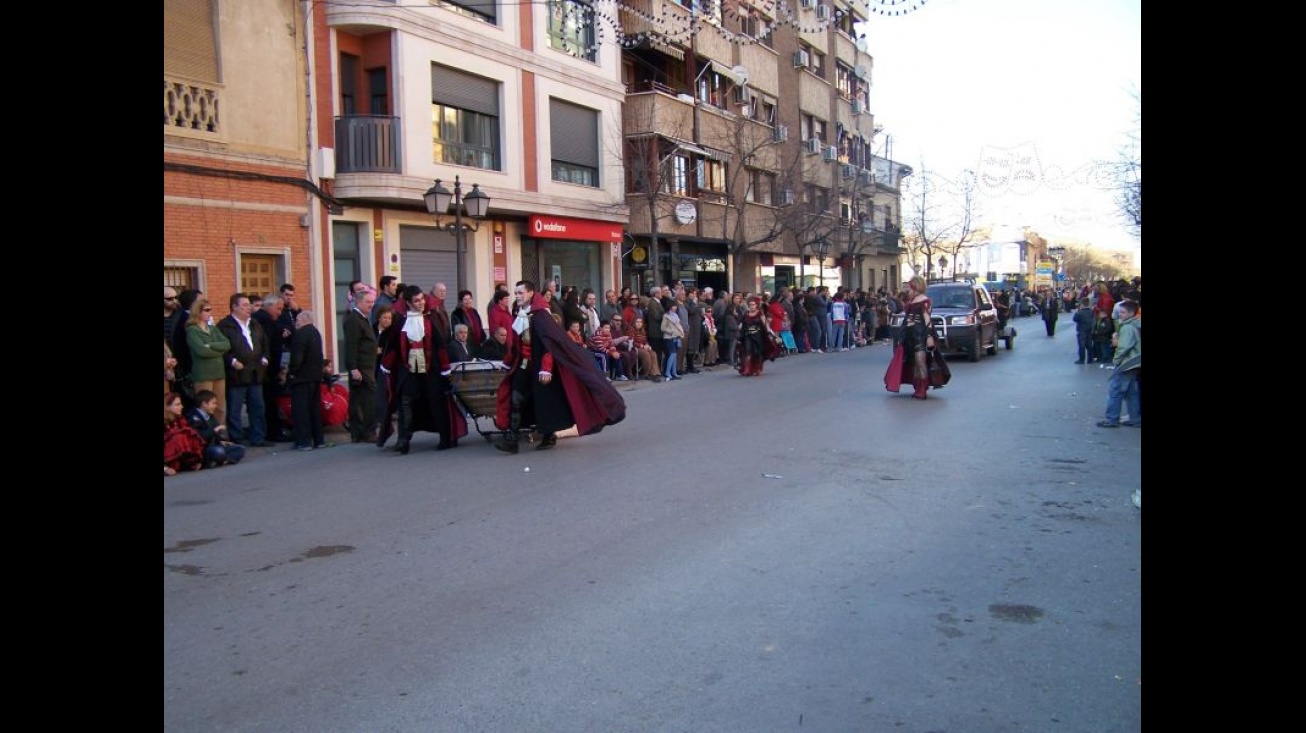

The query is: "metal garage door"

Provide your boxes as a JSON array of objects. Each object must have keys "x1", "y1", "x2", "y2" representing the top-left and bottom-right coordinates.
[{"x1": 399, "y1": 225, "x2": 457, "y2": 293}]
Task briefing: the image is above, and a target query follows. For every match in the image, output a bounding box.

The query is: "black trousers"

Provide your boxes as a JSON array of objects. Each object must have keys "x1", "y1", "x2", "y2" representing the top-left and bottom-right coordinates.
[
  {"x1": 348, "y1": 377, "x2": 376, "y2": 440},
  {"x1": 291, "y1": 381, "x2": 325, "y2": 448}
]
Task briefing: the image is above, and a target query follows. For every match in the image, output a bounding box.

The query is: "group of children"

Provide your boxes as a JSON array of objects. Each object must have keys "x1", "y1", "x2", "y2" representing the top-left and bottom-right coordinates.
[{"x1": 164, "y1": 390, "x2": 247, "y2": 476}]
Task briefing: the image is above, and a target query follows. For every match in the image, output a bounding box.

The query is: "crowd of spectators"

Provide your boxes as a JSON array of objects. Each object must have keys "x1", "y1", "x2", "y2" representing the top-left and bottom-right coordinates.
[{"x1": 166, "y1": 275, "x2": 1140, "y2": 472}]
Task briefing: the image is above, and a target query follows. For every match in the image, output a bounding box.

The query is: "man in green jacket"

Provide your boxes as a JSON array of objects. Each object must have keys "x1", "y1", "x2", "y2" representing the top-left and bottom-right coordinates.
[{"x1": 1097, "y1": 300, "x2": 1140, "y2": 428}]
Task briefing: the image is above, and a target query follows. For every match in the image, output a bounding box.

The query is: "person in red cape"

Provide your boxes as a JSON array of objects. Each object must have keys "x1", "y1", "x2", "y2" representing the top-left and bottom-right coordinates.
[
  {"x1": 390, "y1": 285, "x2": 468, "y2": 454},
  {"x1": 494, "y1": 279, "x2": 626, "y2": 453},
  {"x1": 736, "y1": 296, "x2": 779, "y2": 376}
]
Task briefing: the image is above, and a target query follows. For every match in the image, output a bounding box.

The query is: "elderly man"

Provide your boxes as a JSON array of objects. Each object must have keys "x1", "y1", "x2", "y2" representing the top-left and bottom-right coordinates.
[
  {"x1": 479, "y1": 326, "x2": 509, "y2": 361},
  {"x1": 343, "y1": 289, "x2": 378, "y2": 443},
  {"x1": 252, "y1": 295, "x2": 291, "y2": 441},
  {"x1": 287, "y1": 310, "x2": 327, "y2": 450}
]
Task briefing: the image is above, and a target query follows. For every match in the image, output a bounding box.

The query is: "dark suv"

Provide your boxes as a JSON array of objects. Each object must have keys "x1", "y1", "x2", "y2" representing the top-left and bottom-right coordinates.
[{"x1": 891, "y1": 282, "x2": 1013, "y2": 361}]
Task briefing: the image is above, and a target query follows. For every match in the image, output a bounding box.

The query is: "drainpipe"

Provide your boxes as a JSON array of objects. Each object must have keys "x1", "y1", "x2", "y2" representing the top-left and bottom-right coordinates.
[{"x1": 302, "y1": 0, "x2": 326, "y2": 359}]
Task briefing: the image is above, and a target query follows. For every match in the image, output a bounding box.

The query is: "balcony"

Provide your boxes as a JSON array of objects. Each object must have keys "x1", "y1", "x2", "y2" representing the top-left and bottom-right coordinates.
[
  {"x1": 164, "y1": 75, "x2": 222, "y2": 138},
  {"x1": 335, "y1": 115, "x2": 402, "y2": 174}
]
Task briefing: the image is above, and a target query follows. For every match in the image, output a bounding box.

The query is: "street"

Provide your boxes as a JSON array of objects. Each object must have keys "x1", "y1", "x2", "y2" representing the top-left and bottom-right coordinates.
[{"x1": 164, "y1": 311, "x2": 1141, "y2": 733}]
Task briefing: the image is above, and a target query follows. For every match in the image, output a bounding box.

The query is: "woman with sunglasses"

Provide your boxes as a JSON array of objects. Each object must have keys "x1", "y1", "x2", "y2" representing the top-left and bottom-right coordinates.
[{"x1": 184, "y1": 298, "x2": 232, "y2": 424}]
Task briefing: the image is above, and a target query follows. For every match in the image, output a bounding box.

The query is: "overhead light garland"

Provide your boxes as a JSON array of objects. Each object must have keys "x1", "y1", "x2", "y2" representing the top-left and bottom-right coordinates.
[{"x1": 556, "y1": 0, "x2": 926, "y2": 57}]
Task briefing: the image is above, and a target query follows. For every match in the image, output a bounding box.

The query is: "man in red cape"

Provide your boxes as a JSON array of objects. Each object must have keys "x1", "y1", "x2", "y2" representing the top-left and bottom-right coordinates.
[{"x1": 494, "y1": 280, "x2": 625, "y2": 453}]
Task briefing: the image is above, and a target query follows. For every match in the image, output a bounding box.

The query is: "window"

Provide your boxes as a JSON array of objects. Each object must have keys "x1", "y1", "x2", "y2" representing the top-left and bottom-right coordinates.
[
  {"x1": 164, "y1": 264, "x2": 200, "y2": 291},
  {"x1": 436, "y1": 0, "x2": 497, "y2": 25},
  {"x1": 340, "y1": 54, "x2": 358, "y2": 115},
  {"x1": 806, "y1": 185, "x2": 829, "y2": 213},
  {"x1": 548, "y1": 0, "x2": 596, "y2": 61},
  {"x1": 164, "y1": 0, "x2": 217, "y2": 82},
  {"x1": 550, "y1": 98, "x2": 599, "y2": 187},
  {"x1": 697, "y1": 158, "x2": 727, "y2": 193},
  {"x1": 835, "y1": 62, "x2": 854, "y2": 99},
  {"x1": 663, "y1": 154, "x2": 689, "y2": 196},
  {"x1": 696, "y1": 67, "x2": 730, "y2": 109},
  {"x1": 747, "y1": 97, "x2": 773, "y2": 125},
  {"x1": 368, "y1": 68, "x2": 388, "y2": 115},
  {"x1": 810, "y1": 49, "x2": 825, "y2": 79},
  {"x1": 746, "y1": 169, "x2": 776, "y2": 205},
  {"x1": 333, "y1": 223, "x2": 363, "y2": 359},
  {"x1": 431, "y1": 64, "x2": 500, "y2": 171},
  {"x1": 741, "y1": 11, "x2": 772, "y2": 48},
  {"x1": 802, "y1": 115, "x2": 826, "y2": 144},
  {"x1": 836, "y1": 5, "x2": 857, "y2": 36}
]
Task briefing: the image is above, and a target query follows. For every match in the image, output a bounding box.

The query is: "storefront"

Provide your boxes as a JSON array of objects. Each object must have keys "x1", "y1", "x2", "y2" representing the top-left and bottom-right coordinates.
[
  {"x1": 521, "y1": 215, "x2": 623, "y2": 296},
  {"x1": 625, "y1": 237, "x2": 730, "y2": 293}
]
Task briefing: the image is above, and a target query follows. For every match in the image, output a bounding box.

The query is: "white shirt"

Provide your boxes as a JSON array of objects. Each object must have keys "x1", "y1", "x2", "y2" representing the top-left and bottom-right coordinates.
[{"x1": 235, "y1": 316, "x2": 254, "y2": 350}]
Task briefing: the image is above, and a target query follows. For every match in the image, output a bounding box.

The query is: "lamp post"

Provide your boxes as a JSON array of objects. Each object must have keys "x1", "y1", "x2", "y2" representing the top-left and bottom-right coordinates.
[
  {"x1": 813, "y1": 237, "x2": 831, "y2": 288},
  {"x1": 424, "y1": 176, "x2": 490, "y2": 296}
]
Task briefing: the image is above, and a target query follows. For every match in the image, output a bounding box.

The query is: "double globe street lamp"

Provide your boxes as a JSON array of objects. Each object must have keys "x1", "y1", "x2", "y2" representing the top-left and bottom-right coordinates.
[{"x1": 424, "y1": 176, "x2": 490, "y2": 295}]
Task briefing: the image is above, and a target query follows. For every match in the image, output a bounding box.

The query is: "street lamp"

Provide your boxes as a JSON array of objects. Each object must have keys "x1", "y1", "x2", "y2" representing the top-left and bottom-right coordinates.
[
  {"x1": 813, "y1": 237, "x2": 831, "y2": 288},
  {"x1": 424, "y1": 175, "x2": 490, "y2": 295}
]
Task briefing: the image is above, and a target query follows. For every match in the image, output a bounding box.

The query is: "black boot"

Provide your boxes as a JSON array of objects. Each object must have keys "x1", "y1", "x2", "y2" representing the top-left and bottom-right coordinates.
[
  {"x1": 494, "y1": 409, "x2": 521, "y2": 454},
  {"x1": 395, "y1": 397, "x2": 414, "y2": 455},
  {"x1": 535, "y1": 433, "x2": 557, "y2": 451},
  {"x1": 375, "y1": 415, "x2": 393, "y2": 448}
]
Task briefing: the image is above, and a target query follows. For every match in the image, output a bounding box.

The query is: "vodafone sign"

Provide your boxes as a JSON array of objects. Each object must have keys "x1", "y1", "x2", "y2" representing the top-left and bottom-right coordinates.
[{"x1": 529, "y1": 215, "x2": 623, "y2": 243}]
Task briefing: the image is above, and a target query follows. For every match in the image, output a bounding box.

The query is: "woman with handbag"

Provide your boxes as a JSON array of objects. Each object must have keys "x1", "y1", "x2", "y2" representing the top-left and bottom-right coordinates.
[{"x1": 884, "y1": 276, "x2": 948, "y2": 399}]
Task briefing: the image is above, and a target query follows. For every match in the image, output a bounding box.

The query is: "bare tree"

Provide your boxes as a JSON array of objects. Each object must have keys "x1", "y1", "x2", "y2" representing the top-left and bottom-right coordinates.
[
  {"x1": 1060, "y1": 244, "x2": 1125, "y2": 285},
  {"x1": 1113, "y1": 90, "x2": 1141, "y2": 238},
  {"x1": 902, "y1": 166, "x2": 954, "y2": 281},
  {"x1": 607, "y1": 100, "x2": 697, "y2": 291},
  {"x1": 697, "y1": 106, "x2": 797, "y2": 292},
  {"x1": 930, "y1": 169, "x2": 983, "y2": 281}
]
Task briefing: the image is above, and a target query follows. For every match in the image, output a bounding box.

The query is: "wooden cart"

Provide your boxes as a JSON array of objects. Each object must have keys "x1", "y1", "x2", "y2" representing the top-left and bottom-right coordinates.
[{"x1": 447, "y1": 360, "x2": 524, "y2": 442}]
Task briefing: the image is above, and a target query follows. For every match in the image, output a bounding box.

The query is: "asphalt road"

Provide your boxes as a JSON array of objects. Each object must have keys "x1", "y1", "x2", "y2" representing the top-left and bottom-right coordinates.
[{"x1": 164, "y1": 312, "x2": 1141, "y2": 732}]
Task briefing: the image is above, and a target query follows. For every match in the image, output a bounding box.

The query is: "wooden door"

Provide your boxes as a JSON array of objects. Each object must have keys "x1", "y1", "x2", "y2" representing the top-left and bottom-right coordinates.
[{"x1": 240, "y1": 254, "x2": 277, "y2": 299}]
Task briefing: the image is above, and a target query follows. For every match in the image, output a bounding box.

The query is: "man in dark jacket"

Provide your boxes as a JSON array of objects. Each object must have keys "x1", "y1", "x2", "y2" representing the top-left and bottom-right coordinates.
[
  {"x1": 252, "y1": 295, "x2": 291, "y2": 441},
  {"x1": 217, "y1": 293, "x2": 270, "y2": 446},
  {"x1": 287, "y1": 310, "x2": 327, "y2": 450},
  {"x1": 169, "y1": 288, "x2": 203, "y2": 405},
  {"x1": 343, "y1": 290, "x2": 378, "y2": 443}
]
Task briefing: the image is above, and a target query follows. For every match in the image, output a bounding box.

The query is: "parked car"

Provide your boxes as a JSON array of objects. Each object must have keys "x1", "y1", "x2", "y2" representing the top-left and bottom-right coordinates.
[{"x1": 890, "y1": 281, "x2": 1013, "y2": 361}]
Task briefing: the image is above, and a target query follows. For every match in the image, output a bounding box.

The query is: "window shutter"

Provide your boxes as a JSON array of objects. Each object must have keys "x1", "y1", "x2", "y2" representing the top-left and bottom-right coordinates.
[
  {"x1": 164, "y1": 0, "x2": 218, "y2": 82},
  {"x1": 432, "y1": 64, "x2": 499, "y2": 116},
  {"x1": 549, "y1": 98, "x2": 598, "y2": 168}
]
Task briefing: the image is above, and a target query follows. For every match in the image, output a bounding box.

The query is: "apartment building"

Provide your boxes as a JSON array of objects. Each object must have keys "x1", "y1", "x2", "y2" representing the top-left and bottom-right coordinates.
[
  {"x1": 164, "y1": 0, "x2": 317, "y2": 320},
  {"x1": 618, "y1": 0, "x2": 910, "y2": 295},
  {"x1": 165, "y1": 1, "x2": 911, "y2": 362},
  {"x1": 320, "y1": 0, "x2": 629, "y2": 358}
]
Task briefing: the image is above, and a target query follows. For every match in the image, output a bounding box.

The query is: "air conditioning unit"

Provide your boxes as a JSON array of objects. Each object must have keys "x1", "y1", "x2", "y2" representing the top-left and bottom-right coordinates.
[
  {"x1": 851, "y1": 99, "x2": 864, "y2": 115},
  {"x1": 773, "y1": 124, "x2": 789, "y2": 142},
  {"x1": 805, "y1": 136, "x2": 822, "y2": 154},
  {"x1": 781, "y1": 188, "x2": 796, "y2": 205},
  {"x1": 841, "y1": 163, "x2": 856, "y2": 179},
  {"x1": 793, "y1": 49, "x2": 810, "y2": 68},
  {"x1": 816, "y1": 4, "x2": 830, "y2": 20},
  {"x1": 859, "y1": 169, "x2": 874, "y2": 185},
  {"x1": 800, "y1": 0, "x2": 815, "y2": 8},
  {"x1": 822, "y1": 145, "x2": 838, "y2": 162},
  {"x1": 733, "y1": 86, "x2": 751, "y2": 105}
]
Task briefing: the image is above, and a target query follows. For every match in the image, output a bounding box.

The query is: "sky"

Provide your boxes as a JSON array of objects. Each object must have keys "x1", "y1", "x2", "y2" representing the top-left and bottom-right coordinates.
[{"x1": 862, "y1": 0, "x2": 1141, "y2": 254}]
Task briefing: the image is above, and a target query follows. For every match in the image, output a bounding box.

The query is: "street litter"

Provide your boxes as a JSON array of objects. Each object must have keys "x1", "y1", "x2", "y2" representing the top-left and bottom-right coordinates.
[{"x1": 762, "y1": 474, "x2": 783, "y2": 479}]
